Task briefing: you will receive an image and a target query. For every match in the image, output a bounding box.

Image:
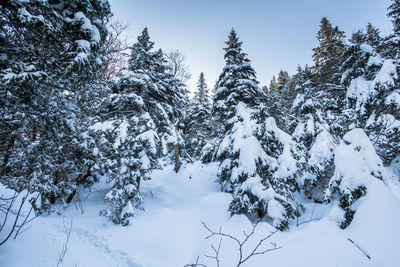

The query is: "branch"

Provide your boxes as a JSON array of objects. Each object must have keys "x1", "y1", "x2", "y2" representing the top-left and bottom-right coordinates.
[
  {"x1": 347, "y1": 238, "x2": 371, "y2": 260},
  {"x1": 201, "y1": 221, "x2": 281, "y2": 266}
]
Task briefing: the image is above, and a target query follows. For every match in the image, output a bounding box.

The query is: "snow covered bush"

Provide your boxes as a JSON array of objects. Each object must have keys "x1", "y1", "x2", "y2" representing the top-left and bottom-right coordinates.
[{"x1": 325, "y1": 128, "x2": 386, "y2": 228}]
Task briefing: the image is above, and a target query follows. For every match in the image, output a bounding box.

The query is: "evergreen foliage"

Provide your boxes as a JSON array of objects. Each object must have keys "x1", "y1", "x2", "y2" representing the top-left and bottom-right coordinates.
[
  {"x1": 388, "y1": 0, "x2": 400, "y2": 35},
  {"x1": 0, "y1": 0, "x2": 111, "y2": 212},
  {"x1": 312, "y1": 17, "x2": 345, "y2": 84},
  {"x1": 184, "y1": 72, "x2": 211, "y2": 159}
]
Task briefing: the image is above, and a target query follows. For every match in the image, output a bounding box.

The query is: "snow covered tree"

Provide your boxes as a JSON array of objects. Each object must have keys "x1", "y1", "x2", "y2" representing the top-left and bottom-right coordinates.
[
  {"x1": 324, "y1": 129, "x2": 389, "y2": 228},
  {"x1": 91, "y1": 27, "x2": 188, "y2": 225},
  {"x1": 269, "y1": 76, "x2": 278, "y2": 91},
  {"x1": 211, "y1": 29, "x2": 298, "y2": 230},
  {"x1": 290, "y1": 66, "x2": 338, "y2": 201},
  {"x1": 212, "y1": 29, "x2": 262, "y2": 136},
  {"x1": 184, "y1": 72, "x2": 211, "y2": 159},
  {"x1": 388, "y1": 0, "x2": 400, "y2": 35},
  {"x1": 91, "y1": 91, "x2": 158, "y2": 225},
  {"x1": 341, "y1": 32, "x2": 400, "y2": 165},
  {"x1": 263, "y1": 70, "x2": 296, "y2": 132},
  {"x1": 312, "y1": 17, "x2": 345, "y2": 84},
  {"x1": 0, "y1": 0, "x2": 111, "y2": 212},
  {"x1": 126, "y1": 28, "x2": 187, "y2": 160}
]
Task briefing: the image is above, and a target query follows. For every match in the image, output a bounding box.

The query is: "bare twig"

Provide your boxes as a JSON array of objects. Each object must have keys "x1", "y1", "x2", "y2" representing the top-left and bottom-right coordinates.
[
  {"x1": 204, "y1": 238, "x2": 222, "y2": 267},
  {"x1": 201, "y1": 221, "x2": 281, "y2": 267},
  {"x1": 57, "y1": 218, "x2": 73, "y2": 266},
  {"x1": 297, "y1": 204, "x2": 320, "y2": 227},
  {"x1": 0, "y1": 191, "x2": 38, "y2": 246},
  {"x1": 184, "y1": 256, "x2": 208, "y2": 267}
]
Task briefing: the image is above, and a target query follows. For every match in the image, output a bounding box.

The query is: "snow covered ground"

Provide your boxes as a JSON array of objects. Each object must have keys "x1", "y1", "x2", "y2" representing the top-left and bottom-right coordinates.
[{"x1": 1, "y1": 161, "x2": 400, "y2": 267}]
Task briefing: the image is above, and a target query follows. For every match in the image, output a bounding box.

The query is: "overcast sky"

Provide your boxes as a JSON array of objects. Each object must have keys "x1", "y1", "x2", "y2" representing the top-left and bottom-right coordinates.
[{"x1": 109, "y1": 0, "x2": 393, "y2": 93}]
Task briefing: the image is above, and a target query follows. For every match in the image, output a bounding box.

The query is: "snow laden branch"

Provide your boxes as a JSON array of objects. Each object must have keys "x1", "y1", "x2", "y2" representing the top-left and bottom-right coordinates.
[{"x1": 186, "y1": 221, "x2": 281, "y2": 267}]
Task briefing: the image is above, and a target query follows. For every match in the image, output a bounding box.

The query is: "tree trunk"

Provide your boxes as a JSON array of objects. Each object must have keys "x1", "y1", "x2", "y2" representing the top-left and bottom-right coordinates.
[{"x1": 174, "y1": 145, "x2": 181, "y2": 173}]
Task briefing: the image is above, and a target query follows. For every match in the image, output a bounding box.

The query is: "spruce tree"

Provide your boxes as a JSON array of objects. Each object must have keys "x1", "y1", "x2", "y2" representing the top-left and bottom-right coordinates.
[
  {"x1": 212, "y1": 29, "x2": 297, "y2": 230},
  {"x1": 92, "y1": 27, "x2": 188, "y2": 224},
  {"x1": 0, "y1": 0, "x2": 111, "y2": 212},
  {"x1": 341, "y1": 28, "x2": 400, "y2": 165},
  {"x1": 312, "y1": 17, "x2": 345, "y2": 84},
  {"x1": 388, "y1": 0, "x2": 400, "y2": 35},
  {"x1": 185, "y1": 72, "x2": 211, "y2": 159}
]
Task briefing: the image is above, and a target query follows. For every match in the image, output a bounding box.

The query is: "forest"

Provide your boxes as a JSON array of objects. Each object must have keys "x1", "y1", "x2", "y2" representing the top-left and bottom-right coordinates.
[{"x1": 1, "y1": 0, "x2": 400, "y2": 266}]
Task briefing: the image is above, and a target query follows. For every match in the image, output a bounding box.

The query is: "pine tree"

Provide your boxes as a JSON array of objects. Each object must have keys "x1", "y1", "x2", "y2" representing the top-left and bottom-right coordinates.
[
  {"x1": 211, "y1": 30, "x2": 297, "y2": 230},
  {"x1": 125, "y1": 28, "x2": 187, "y2": 158},
  {"x1": 269, "y1": 76, "x2": 278, "y2": 91},
  {"x1": 276, "y1": 70, "x2": 291, "y2": 91},
  {"x1": 0, "y1": 0, "x2": 112, "y2": 212},
  {"x1": 341, "y1": 27, "x2": 400, "y2": 165},
  {"x1": 290, "y1": 66, "x2": 337, "y2": 201},
  {"x1": 92, "y1": 27, "x2": 188, "y2": 224},
  {"x1": 213, "y1": 29, "x2": 262, "y2": 133},
  {"x1": 388, "y1": 0, "x2": 400, "y2": 35},
  {"x1": 312, "y1": 17, "x2": 345, "y2": 84},
  {"x1": 184, "y1": 72, "x2": 211, "y2": 159},
  {"x1": 92, "y1": 92, "x2": 158, "y2": 225}
]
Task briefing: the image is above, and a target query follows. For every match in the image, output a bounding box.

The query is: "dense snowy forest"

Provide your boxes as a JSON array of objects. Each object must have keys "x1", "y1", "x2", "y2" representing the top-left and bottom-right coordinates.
[{"x1": 1, "y1": 0, "x2": 400, "y2": 266}]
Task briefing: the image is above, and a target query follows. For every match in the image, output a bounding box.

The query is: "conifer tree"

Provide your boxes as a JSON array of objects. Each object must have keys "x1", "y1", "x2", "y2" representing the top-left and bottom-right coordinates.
[
  {"x1": 269, "y1": 76, "x2": 278, "y2": 91},
  {"x1": 388, "y1": 0, "x2": 400, "y2": 35},
  {"x1": 211, "y1": 29, "x2": 297, "y2": 230},
  {"x1": 184, "y1": 72, "x2": 212, "y2": 158},
  {"x1": 341, "y1": 28, "x2": 400, "y2": 165},
  {"x1": 0, "y1": 0, "x2": 112, "y2": 212},
  {"x1": 312, "y1": 17, "x2": 345, "y2": 84}
]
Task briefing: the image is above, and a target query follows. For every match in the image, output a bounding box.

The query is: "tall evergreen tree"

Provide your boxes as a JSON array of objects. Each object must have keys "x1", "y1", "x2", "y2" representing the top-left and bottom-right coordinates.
[
  {"x1": 213, "y1": 29, "x2": 262, "y2": 132},
  {"x1": 312, "y1": 17, "x2": 345, "y2": 84},
  {"x1": 388, "y1": 0, "x2": 400, "y2": 35},
  {"x1": 184, "y1": 72, "x2": 211, "y2": 159},
  {"x1": 0, "y1": 0, "x2": 112, "y2": 212},
  {"x1": 92, "y1": 27, "x2": 188, "y2": 224},
  {"x1": 210, "y1": 30, "x2": 298, "y2": 230}
]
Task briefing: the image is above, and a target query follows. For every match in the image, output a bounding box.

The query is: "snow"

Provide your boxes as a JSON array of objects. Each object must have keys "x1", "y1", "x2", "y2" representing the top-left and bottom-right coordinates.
[
  {"x1": 360, "y1": 43, "x2": 373, "y2": 54},
  {"x1": 328, "y1": 128, "x2": 383, "y2": 196},
  {"x1": 1, "y1": 159, "x2": 400, "y2": 266},
  {"x1": 346, "y1": 58, "x2": 398, "y2": 114},
  {"x1": 73, "y1": 12, "x2": 101, "y2": 43},
  {"x1": 308, "y1": 129, "x2": 335, "y2": 169},
  {"x1": 372, "y1": 59, "x2": 397, "y2": 87},
  {"x1": 385, "y1": 90, "x2": 400, "y2": 107}
]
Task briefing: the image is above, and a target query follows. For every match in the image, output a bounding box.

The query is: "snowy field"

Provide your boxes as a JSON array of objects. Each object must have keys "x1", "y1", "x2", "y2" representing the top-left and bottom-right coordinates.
[{"x1": 1, "y1": 161, "x2": 399, "y2": 267}]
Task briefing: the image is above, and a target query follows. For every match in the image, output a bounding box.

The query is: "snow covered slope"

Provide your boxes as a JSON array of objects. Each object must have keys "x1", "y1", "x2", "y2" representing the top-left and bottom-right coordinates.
[{"x1": 1, "y1": 161, "x2": 399, "y2": 266}]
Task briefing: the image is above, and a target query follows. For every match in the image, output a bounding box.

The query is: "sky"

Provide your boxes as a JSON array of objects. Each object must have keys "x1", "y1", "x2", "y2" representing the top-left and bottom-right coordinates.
[{"x1": 108, "y1": 0, "x2": 393, "y2": 93}]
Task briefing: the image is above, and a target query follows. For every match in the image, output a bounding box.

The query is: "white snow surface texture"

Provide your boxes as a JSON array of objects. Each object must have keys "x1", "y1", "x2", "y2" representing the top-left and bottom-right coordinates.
[{"x1": 1, "y1": 155, "x2": 400, "y2": 266}]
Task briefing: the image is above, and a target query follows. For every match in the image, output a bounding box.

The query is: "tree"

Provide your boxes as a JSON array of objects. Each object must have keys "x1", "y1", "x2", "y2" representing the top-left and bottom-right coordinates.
[
  {"x1": 165, "y1": 49, "x2": 192, "y2": 84},
  {"x1": 127, "y1": 28, "x2": 187, "y2": 159},
  {"x1": 312, "y1": 17, "x2": 345, "y2": 84},
  {"x1": 211, "y1": 30, "x2": 297, "y2": 230},
  {"x1": 276, "y1": 70, "x2": 291, "y2": 91},
  {"x1": 388, "y1": 0, "x2": 400, "y2": 35},
  {"x1": 184, "y1": 72, "x2": 211, "y2": 158},
  {"x1": 0, "y1": 0, "x2": 112, "y2": 213},
  {"x1": 269, "y1": 76, "x2": 278, "y2": 91},
  {"x1": 99, "y1": 19, "x2": 130, "y2": 80}
]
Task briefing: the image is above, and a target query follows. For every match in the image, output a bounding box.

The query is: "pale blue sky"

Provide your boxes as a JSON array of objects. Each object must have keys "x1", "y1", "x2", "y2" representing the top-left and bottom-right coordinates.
[{"x1": 109, "y1": 0, "x2": 393, "y2": 92}]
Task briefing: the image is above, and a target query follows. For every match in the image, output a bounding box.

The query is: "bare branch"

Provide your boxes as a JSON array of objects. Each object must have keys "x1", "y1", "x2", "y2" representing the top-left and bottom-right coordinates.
[
  {"x1": 199, "y1": 221, "x2": 281, "y2": 267},
  {"x1": 57, "y1": 218, "x2": 73, "y2": 266},
  {"x1": 165, "y1": 50, "x2": 191, "y2": 83}
]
